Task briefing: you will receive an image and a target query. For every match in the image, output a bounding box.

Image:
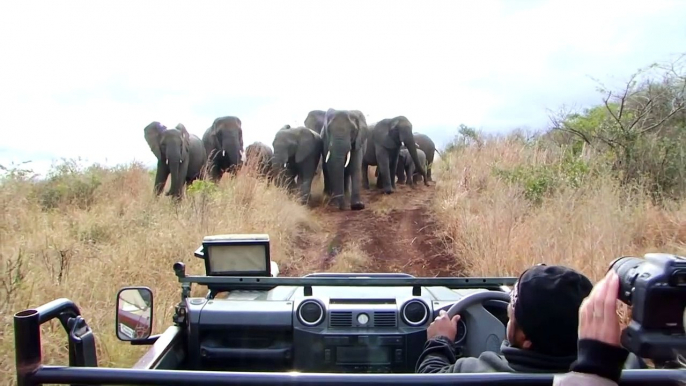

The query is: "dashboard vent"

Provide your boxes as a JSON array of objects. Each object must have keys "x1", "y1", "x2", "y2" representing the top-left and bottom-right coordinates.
[
  {"x1": 297, "y1": 300, "x2": 324, "y2": 327},
  {"x1": 373, "y1": 311, "x2": 397, "y2": 327},
  {"x1": 330, "y1": 311, "x2": 353, "y2": 327},
  {"x1": 401, "y1": 299, "x2": 429, "y2": 326}
]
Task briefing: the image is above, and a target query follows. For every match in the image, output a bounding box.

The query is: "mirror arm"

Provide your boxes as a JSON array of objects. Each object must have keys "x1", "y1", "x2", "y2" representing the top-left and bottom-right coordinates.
[{"x1": 130, "y1": 334, "x2": 161, "y2": 346}]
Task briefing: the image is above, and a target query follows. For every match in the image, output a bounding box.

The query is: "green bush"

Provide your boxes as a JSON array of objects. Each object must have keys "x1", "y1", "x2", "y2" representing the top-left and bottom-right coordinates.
[
  {"x1": 33, "y1": 159, "x2": 105, "y2": 211},
  {"x1": 492, "y1": 152, "x2": 591, "y2": 205},
  {"x1": 187, "y1": 179, "x2": 219, "y2": 197},
  {"x1": 547, "y1": 55, "x2": 686, "y2": 202}
]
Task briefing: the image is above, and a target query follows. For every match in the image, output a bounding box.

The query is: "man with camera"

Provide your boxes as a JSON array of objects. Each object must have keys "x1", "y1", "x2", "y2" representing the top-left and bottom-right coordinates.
[
  {"x1": 556, "y1": 254, "x2": 686, "y2": 385},
  {"x1": 416, "y1": 264, "x2": 594, "y2": 373}
]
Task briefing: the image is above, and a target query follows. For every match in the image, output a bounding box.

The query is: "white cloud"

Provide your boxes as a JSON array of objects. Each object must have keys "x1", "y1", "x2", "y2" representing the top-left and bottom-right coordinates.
[{"x1": 1, "y1": 0, "x2": 685, "y2": 176}]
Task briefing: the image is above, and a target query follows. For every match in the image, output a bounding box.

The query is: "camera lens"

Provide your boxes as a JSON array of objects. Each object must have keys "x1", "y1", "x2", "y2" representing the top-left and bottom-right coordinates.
[{"x1": 609, "y1": 256, "x2": 645, "y2": 305}]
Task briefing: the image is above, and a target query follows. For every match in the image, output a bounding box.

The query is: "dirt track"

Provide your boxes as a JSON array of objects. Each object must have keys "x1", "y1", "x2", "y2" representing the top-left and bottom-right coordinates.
[{"x1": 301, "y1": 181, "x2": 462, "y2": 277}]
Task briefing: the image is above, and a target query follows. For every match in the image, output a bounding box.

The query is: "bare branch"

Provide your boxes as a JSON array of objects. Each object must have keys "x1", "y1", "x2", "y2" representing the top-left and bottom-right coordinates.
[
  {"x1": 636, "y1": 105, "x2": 685, "y2": 136},
  {"x1": 603, "y1": 91, "x2": 626, "y2": 132}
]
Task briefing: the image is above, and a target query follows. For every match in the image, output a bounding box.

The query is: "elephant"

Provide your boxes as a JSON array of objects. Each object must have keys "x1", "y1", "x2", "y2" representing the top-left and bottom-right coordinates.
[
  {"x1": 362, "y1": 116, "x2": 428, "y2": 194},
  {"x1": 374, "y1": 141, "x2": 421, "y2": 179},
  {"x1": 320, "y1": 108, "x2": 369, "y2": 211},
  {"x1": 202, "y1": 116, "x2": 244, "y2": 182},
  {"x1": 245, "y1": 141, "x2": 274, "y2": 178},
  {"x1": 304, "y1": 110, "x2": 326, "y2": 134},
  {"x1": 144, "y1": 122, "x2": 207, "y2": 199},
  {"x1": 396, "y1": 147, "x2": 427, "y2": 186},
  {"x1": 413, "y1": 133, "x2": 437, "y2": 182},
  {"x1": 271, "y1": 125, "x2": 322, "y2": 204}
]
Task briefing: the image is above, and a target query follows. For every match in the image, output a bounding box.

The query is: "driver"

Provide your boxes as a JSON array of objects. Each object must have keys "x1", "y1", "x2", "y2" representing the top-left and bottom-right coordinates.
[{"x1": 416, "y1": 264, "x2": 593, "y2": 373}]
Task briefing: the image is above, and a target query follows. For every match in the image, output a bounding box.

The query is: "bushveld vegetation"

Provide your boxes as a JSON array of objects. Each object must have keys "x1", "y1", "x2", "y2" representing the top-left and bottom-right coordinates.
[
  {"x1": 0, "y1": 54, "x2": 684, "y2": 383},
  {"x1": 435, "y1": 54, "x2": 686, "y2": 281}
]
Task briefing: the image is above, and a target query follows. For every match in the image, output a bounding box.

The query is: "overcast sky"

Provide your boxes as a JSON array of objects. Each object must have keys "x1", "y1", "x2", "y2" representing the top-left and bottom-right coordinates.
[{"x1": 1, "y1": 0, "x2": 685, "y2": 176}]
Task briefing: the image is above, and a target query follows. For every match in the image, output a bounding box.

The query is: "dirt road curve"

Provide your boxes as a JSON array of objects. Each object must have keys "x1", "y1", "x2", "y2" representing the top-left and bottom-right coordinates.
[{"x1": 305, "y1": 182, "x2": 461, "y2": 277}]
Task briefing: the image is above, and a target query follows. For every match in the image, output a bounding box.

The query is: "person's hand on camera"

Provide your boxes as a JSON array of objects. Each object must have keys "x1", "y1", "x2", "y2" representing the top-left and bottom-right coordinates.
[
  {"x1": 579, "y1": 270, "x2": 622, "y2": 347},
  {"x1": 554, "y1": 270, "x2": 630, "y2": 386}
]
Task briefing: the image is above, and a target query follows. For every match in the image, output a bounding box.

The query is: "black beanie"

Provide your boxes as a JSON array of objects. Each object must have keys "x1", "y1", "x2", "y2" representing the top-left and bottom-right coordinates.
[{"x1": 511, "y1": 265, "x2": 593, "y2": 357}]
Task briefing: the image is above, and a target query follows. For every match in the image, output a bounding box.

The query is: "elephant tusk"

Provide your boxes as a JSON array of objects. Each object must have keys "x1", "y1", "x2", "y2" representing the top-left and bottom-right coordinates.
[
  {"x1": 222, "y1": 150, "x2": 226, "y2": 157},
  {"x1": 344, "y1": 152, "x2": 351, "y2": 168},
  {"x1": 180, "y1": 159, "x2": 183, "y2": 163},
  {"x1": 166, "y1": 159, "x2": 169, "y2": 165},
  {"x1": 283, "y1": 163, "x2": 287, "y2": 168},
  {"x1": 325, "y1": 151, "x2": 330, "y2": 163}
]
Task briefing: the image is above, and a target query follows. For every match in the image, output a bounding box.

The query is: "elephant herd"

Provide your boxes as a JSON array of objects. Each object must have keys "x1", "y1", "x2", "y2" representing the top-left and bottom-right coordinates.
[{"x1": 143, "y1": 109, "x2": 437, "y2": 211}]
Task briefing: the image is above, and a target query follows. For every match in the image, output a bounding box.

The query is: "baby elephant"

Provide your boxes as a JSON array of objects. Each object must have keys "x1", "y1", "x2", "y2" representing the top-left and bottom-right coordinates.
[
  {"x1": 396, "y1": 147, "x2": 427, "y2": 186},
  {"x1": 245, "y1": 141, "x2": 274, "y2": 178}
]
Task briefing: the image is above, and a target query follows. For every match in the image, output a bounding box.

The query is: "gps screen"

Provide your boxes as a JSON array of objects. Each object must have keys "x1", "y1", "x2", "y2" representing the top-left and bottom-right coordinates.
[{"x1": 207, "y1": 244, "x2": 268, "y2": 274}]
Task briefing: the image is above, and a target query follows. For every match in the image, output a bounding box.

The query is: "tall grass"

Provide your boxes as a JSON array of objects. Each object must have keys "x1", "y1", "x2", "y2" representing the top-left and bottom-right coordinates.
[
  {"x1": 0, "y1": 160, "x2": 321, "y2": 383},
  {"x1": 432, "y1": 132, "x2": 686, "y2": 283}
]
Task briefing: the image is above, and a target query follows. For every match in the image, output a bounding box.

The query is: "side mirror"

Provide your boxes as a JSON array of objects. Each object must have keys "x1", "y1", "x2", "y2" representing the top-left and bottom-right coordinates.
[{"x1": 116, "y1": 287, "x2": 153, "y2": 342}]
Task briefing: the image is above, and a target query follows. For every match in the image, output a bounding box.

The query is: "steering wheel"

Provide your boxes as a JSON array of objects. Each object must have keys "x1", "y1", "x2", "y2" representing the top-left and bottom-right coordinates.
[{"x1": 444, "y1": 290, "x2": 511, "y2": 358}]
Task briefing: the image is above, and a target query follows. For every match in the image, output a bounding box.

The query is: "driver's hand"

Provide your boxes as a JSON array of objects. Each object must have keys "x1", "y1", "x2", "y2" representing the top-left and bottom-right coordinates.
[{"x1": 427, "y1": 310, "x2": 460, "y2": 341}]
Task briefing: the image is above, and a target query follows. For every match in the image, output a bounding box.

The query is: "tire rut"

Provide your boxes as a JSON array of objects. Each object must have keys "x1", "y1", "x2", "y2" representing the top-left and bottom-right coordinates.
[{"x1": 307, "y1": 182, "x2": 462, "y2": 277}]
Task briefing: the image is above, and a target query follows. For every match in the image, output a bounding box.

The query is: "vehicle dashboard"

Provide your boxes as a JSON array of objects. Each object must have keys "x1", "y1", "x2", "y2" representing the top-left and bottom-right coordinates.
[{"x1": 181, "y1": 275, "x2": 511, "y2": 373}]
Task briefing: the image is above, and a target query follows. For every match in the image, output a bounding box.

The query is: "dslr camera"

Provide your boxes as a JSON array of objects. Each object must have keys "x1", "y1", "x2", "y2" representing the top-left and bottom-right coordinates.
[{"x1": 610, "y1": 253, "x2": 686, "y2": 361}]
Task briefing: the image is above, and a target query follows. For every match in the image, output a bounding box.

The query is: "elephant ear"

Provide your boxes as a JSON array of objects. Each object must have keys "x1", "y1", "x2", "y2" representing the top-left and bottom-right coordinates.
[
  {"x1": 296, "y1": 127, "x2": 319, "y2": 164},
  {"x1": 176, "y1": 123, "x2": 191, "y2": 154},
  {"x1": 349, "y1": 110, "x2": 368, "y2": 151},
  {"x1": 176, "y1": 123, "x2": 190, "y2": 141},
  {"x1": 322, "y1": 108, "x2": 338, "y2": 140},
  {"x1": 304, "y1": 110, "x2": 326, "y2": 133},
  {"x1": 238, "y1": 127, "x2": 244, "y2": 155},
  {"x1": 303, "y1": 112, "x2": 315, "y2": 129},
  {"x1": 381, "y1": 118, "x2": 402, "y2": 150},
  {"x1": 144, "y1": 121, "x2": 165, "y2": 160}
]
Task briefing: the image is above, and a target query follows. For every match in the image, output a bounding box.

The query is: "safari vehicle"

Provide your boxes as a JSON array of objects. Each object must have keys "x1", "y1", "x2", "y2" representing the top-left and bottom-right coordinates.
[{"x1": 12, "y1": 234, "x2": 686, "y2": 385}]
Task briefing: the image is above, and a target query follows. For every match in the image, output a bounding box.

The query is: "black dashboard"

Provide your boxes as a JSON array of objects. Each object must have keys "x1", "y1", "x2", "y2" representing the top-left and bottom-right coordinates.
[{"x1": 180, "y1": 278, "x2": 511, "y2": 373}]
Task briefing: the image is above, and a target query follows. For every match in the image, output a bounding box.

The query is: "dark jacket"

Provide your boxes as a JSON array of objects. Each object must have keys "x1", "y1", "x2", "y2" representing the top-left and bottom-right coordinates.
[{"x1": 416, "y1": 336, "x2": 577, "y2": 373}]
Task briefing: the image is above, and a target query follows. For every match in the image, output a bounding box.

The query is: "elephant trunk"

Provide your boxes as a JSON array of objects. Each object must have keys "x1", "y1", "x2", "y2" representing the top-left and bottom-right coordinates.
[
  {"x1": 403, "y1": 133, "x2": 426, "y2": 179},
  {"x1": 221, "y1": 142, "x2": 241, "y2": 170},
  {"x1": 167, "y1": 155, "x2": 183, "y2": 198},
  {"x1": 326, "y1": 138, "x2": 350, "y2": 209}
]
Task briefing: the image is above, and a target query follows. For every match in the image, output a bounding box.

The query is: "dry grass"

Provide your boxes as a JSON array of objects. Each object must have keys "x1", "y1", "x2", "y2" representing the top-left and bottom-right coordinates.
[
  {"x1": 431, "y1": 135, "x2": 686, "y2": 283},
  {"x1": 325, "y1": 242, "x2": 371, "y2": 272},
  {"x1": 0, "y1": 161, "x2": 322, "y2": 383}
]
